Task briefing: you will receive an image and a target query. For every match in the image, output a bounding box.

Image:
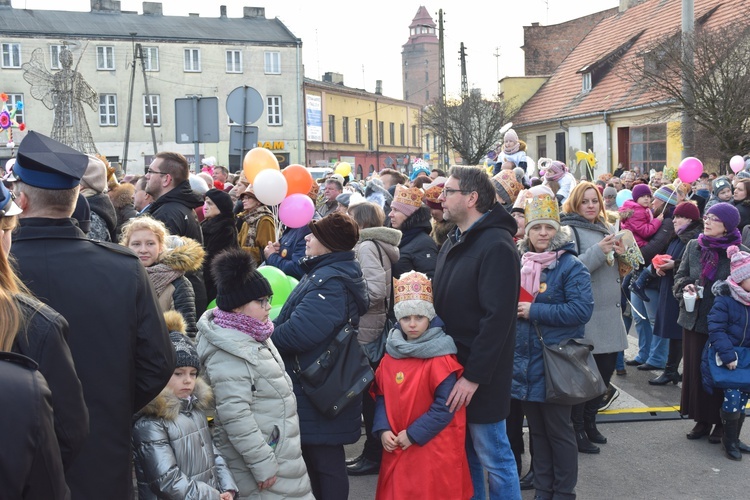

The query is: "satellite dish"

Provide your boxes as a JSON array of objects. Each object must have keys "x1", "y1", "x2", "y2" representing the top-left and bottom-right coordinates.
[{"x1": 499, "y1": 122, "x2": 514, "y2": 135}]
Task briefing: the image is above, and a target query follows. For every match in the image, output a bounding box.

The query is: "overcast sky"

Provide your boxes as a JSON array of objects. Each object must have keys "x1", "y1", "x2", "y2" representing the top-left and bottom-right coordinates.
[{"x1": 14, "y1": 0, "x2": 620, "y2": 100}]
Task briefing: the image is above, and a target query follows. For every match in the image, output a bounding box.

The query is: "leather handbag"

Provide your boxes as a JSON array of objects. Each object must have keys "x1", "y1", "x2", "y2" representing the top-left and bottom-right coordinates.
[
  {"x1": 293, "y1": 322, "x2": 375, "y2": 419},
  {"x1": 535, "y1": 324, "x2": 607, "y2": 405}
]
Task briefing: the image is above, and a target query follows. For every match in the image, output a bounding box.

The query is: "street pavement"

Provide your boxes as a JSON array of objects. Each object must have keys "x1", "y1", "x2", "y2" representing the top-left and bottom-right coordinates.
[{"x1": 347, "y1": 332, "x2": 750, "y2": 499}]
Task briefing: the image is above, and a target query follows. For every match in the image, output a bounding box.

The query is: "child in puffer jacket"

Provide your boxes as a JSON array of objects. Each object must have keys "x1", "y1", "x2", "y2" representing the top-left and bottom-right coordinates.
[{"x1": 619, "y1": 183, "x2": 663, "y2": 247}]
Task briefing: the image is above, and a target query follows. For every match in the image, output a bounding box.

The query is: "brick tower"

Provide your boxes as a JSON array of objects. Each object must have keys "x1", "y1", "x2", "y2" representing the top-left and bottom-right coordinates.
[{"x1": 401, "y1": 6, "x2": 439, "y2": 105}]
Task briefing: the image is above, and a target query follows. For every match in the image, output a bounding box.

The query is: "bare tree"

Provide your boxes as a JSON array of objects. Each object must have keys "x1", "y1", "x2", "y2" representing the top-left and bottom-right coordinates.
[
  {"x1": 628, "y1": 23, "x2": 750, "y2": 169},
  {"x1": 422, "y1": 92, "x2": 516, "y2": 166}
]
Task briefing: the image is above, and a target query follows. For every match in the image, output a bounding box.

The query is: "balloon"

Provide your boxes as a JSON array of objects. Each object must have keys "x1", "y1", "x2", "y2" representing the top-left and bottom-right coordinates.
[
  {"x1": 258, "y1": 266, "x2": 294, "y2": 308},
  {"x1": 269, "y1": 306, "x2": 282, "y2": 321},
  {"x1": 730, "y1": 155, "x2": 745, "y2": 174},
  {"x1": 677, "y1": 156, "x2": 703, "y2": 183},
  {"x1": 335, "y1": 161, "x2": 352, "y2": 177},
  {"x1": 206, "y1": 299, "x2": 216, "y2": 311},
  {"x1": 282, "y1": 164, "x2": 313, "y2": 195},
  {"x1": 279, "y1": 193, "x2": 315, "y2": 228},
  {"x1": 253, "y1": 169, "x2": 288, "y2": 206},
  {"x1": 243, "y1": 147, "x2": 279, "y2": 184},
  {"x1": 616, "y1": 189, "x2": 632, "y2": 208}
]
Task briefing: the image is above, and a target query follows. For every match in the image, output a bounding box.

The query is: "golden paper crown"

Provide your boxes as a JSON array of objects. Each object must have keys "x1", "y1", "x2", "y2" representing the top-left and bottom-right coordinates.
[
  {"x1": 423, "y1": 184, "x2": 443, "y2": 204},
  {"x1": 524, "y1": 195, "x2": 560, "y2": 230},
  {"x1": 492, "y1": 170, "x2": 523, "y2": 204},
  {"x1": 393, "y1": 184, "x2": 424, "y2": 209},
  {"x1": 394, "y1": 271, "x2": 433, "y2": 304}
]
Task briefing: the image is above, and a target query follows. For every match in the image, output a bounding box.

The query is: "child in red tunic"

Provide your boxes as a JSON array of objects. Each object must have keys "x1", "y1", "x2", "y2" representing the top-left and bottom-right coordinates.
[{"x1": 372, "y1": 271, "x2": 473, "y2": 500}]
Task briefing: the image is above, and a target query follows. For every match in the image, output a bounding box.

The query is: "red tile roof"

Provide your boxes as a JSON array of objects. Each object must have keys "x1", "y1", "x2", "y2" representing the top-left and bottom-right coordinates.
[{"x1": 513, "y1": 0, "x2": 739, "y2": 127}]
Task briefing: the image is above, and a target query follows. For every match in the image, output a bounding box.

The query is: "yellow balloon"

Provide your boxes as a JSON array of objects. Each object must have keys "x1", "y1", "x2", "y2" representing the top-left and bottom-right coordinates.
[
  {"x1": 335, "y1": 162, "x2": 352, "y2": 178},
  {"x1": 243, "y1": 148, "x2": 280, "y2": 184}
]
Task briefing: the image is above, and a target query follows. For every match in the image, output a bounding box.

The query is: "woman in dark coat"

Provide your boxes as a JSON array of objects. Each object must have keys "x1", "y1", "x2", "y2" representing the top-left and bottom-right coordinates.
[
  {"x1": 272, "y1": 213, "x2": 369, "y2": 500},
  {"x1": 200, "y1": 189, "x2": 238, "y2": 304},
  {"x1": 389, "y1": 184, "x2": 437, "y2": 279},
  {"x1": 649, "y1": 202, "x2": 702, "y2": 385},
  {"x1": 732, "y1": 178, "x2": 750, "y2": 233},
  {"x1": 674, "y1": 202, "x2": 748, "y2": 443}
]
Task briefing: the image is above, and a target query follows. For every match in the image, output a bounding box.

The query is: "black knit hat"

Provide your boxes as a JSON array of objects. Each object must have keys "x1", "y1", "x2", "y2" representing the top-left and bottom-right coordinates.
[
  {"x1": 308, "y1": 212, "x2": 360, "y2": 252},
  {"x1": 204, "y1": 188, "x2": 234, "y2": 217},
  {"x1": 212, "y1": 248, "x2": 273, "y2": 311},
  {"x1": 169, "y1": 331, "x2": 200, "y2": 372}
]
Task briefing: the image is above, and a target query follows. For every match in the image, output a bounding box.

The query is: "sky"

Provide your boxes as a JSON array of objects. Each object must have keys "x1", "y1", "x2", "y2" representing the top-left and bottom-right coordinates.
[{"x1": 13, "y1": 0, "x2": 620, "y2": 100}]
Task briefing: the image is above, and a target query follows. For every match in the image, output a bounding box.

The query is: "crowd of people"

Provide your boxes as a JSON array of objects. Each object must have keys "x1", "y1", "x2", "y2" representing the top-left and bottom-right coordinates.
[{"x1": 2, "y1": 128, "x2": 750, "y2": 500}]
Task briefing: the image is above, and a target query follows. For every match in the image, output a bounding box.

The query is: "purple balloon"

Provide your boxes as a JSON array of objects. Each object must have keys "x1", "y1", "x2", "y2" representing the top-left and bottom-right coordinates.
[{"x1": 279, "y1": 194, "x2": 315, "y2": 228}]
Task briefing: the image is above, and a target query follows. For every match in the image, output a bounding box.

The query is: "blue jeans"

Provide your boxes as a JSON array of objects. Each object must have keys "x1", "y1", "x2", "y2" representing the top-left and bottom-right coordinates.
[
  {"x1": 466, "y1": 420, "x2": 521, "y2": 500},
  {"x1": 630, "y1": 288, "x2": 669, "y2": 368}
]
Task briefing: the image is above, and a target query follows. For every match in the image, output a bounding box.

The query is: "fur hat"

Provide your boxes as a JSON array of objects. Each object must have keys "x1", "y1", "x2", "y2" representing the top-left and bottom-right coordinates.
[
  {"x1": 492, "y1": 170, "x2": 523, "y2": 205},
  {"x1": 524, "y1": 195, "x2": 560, "y2": 232},
  {"x1": 393, "y1": 271, "x2": 436, "y2": 321},
  {"x1": 672, "y1": 201, "x2": 700, "y2": 221},
  {"x1": 308, "y1": 212, "x2": 359, "y2": 252},
  {"x1": 212, "y1": 248, "x2": 273, "y2": 312},
  {"x1": 728, "y1": 245, "x2": 750, "y2": 284},
  {"x1": 631, "y1": 183, "x2": 652, "y2": 201},
  {"x1": 204, "y1": 188, "x2": 234, "y2": 217},
  {"x1": 653, "y1": 184, "x2": 678, "y2": 206},
  {"x1": 81, "y1": 155, "x2": 108, "y2": 194},
  {"x1": 706, "y1": 202, "x2": 741, "y2": 232},
  {"x1": 391, "y1": 184, "x2": 424, "y2": 217}
]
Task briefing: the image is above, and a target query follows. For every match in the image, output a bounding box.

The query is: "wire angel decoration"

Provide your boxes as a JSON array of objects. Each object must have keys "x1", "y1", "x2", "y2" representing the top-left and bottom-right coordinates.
[{"x1": 22, "y1": 47, "x2": 99, "y2": 154}]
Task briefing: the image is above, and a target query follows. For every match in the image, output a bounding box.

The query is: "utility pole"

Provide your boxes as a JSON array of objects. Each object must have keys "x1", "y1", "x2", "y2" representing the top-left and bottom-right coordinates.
[
  {"x1": 494, "y1": 47, "x2": 501, "y2": 87},
  {"x1": 681, "y1": 0, "x2": 694, "y2": 158},
  {"x1": 122, "y1": 33, "x2": 137, "y2": 173},
  {"x1": 139, "y1": 44, "x2": 159, "y2": 156},
  {"x1": 459, "y1": 43, "x2": 468, "y2": 99},
  {"x1": 438, "y1": 9, "x2": 447, "y2": 169}
]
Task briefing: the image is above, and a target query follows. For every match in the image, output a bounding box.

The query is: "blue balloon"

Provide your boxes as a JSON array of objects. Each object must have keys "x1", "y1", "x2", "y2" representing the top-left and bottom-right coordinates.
[{"x1": 616, "y1": 189, "x2": 632, "y2": 208}]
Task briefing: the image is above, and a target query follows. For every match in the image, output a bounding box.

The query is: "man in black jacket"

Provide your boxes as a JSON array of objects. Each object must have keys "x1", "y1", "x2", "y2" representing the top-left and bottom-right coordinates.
[
  {"x1": 9, "y1": 131, "x2": 175, "y2": 500},
  {"x1": 433, "y1": 166, "x2": 522, "y2": 499}
]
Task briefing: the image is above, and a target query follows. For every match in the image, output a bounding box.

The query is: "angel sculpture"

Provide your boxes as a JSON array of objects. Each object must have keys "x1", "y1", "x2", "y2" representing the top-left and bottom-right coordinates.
[{"x1": 22, "y1": 47, "x2": 98, "y2": 154}]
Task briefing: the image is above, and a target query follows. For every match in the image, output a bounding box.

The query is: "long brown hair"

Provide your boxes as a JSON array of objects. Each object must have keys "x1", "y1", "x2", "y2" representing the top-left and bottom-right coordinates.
[{"x1": 0, "y1": 215, "x2": 26, "y2": 350}]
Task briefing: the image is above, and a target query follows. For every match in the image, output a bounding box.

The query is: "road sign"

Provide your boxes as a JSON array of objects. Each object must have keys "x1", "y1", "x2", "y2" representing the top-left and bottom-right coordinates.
[
  {"x1": 174, "y1": 97, "x2": 219, "y2": 144},
  {"x1": 226, "y1": 86, "x2": 264, "y2": 125}
]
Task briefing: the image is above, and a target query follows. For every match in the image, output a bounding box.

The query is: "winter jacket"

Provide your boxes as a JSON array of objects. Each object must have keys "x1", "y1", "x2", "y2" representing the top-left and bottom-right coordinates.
[
  {"x1": 265, "y1": 225, "x2": 311, "y2": 280},
  {"x1": 197, "y1": 313, "x2": 313, "y2": 499},
  {"x1": 394, "y1": 206, "x2": 438, "y2": 280},
  {"x1": 432, "y1": 205, "x2": 520, "y2": 423},
  {"x1": 11, "y1": 295, "x2": 88, "y2": 471},
  {"x1": 133, "y1": 378, "x2": 238, "y2": 499},
  {"x1": 200, "y1": 214, "x2": 239, "y2": 303},
  {"x1": 674, "y1": 239, "x2": 750, "y2": 334},
  {"x1": 147, "y1": 180, "x2": 205, "y2": 245},
  {"x1": 618, "y1": 199, "x2": 661, "y2": 247},
  {"x1": 512, "y1": 228, "x2": 594, "y2": 403},
  {"x1": 639, "y1": 215, "x2": 675, "y2": 268},
  {"x1": 85, "y1": 192, "x2": 118, "y2": 242},
  {"x1": 109, "y1": 182, "x2": 137, "y2": 242},
  {"x1": 560, "y1": 213, "x2": 627, "y2": 354},
  {"x1": 0, "y1": 352, "x2": 69, "y2": 500},
  {"x1": 734, "y1": 198, "x2": 750, "y2": 233},
  {"x1": 11, "y1": 217, "x2": 175, "y2": 499},
  {"x1": 354, "y1": 226, "x2": 401, "y2": 345},
  {"x1": 272, "y1": 251, "x2": 369, "y2": 445},
  {"x1": 237, "y1": 208, "x2": 276, "y2": 265}
]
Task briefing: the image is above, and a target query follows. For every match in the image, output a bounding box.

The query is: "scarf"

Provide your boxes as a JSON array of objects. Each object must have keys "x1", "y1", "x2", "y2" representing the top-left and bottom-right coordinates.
[
  {"x1": 239, "y1": 205, "x2": 273, "y2": 248},
  {"x1": 520, "y1": 250, "x2": 563, "y2": 297},
  {"x1": 698, "y1": 229, "x2": 742, "y2": 285},
  {"x1": 385, "y1": 325, "x2": 457, "y2": 360},
  {"x1": 146, "y1": 263, "x2": 182, "y2": 297},
  {"x1": 503, "y1": 141, "x2": 520, "y2": 156},
  {"x1": 726, "y1": 278, "x2": 750, "y2": 307},
  {"x1": 213, "y1": 308, "x2": 275, "y2": 342}
]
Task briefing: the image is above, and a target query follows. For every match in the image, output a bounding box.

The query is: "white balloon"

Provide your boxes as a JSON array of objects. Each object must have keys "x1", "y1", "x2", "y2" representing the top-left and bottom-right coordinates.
[{"x1": 253, "y1": 169, "x2": 288, "y2": 206}]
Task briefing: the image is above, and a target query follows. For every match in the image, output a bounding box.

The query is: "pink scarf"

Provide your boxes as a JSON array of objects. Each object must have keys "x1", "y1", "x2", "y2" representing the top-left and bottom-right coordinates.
[
  {"x1": 520, "y1": 251, "x2": 563, "y2": 298},
  {"x1": 213, "y1": 308, "x2": 275, "y2": 342},
  {"x1": 727, "y1": 278, "x2": 750, "y2": 307}
]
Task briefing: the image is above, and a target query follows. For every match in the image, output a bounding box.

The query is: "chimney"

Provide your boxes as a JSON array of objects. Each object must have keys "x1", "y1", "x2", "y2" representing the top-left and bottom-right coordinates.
[
  {"x1": 243, "y1": 7, "x2": 266, "y2": 18},
  {"x1": 375, "y1": 80, "x2": 383, "y2": 95},
  {"x1": 220, "y1": 5, "x2": 227, "y2": 17},
  {"x1": 91, "y1": 0, "x2": 121, "y2": 12},
  {"x1": 188, "y1": 13, "x2": 199, "y2": 17},
  {"x1": 619, "y1": 0, "x2": 648, "y2": 12},
  {"x1": 531, "y1": 22, "x2": 540, "y2": 27},
  {"x1": 142, "y1": 2, "x2": 162, "y2": 16},
  {"x1": 0, "y1": 0, "x2": 12, "y2": 8},
  {"x1": 323, "y1": 72, "x2": 344, "y2": 85}
]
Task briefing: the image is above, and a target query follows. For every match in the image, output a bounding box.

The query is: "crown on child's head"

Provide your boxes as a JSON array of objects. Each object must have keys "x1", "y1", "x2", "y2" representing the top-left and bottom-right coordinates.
[{"x1": 394, "y1": 271, "x2": 433, "y2": 304}]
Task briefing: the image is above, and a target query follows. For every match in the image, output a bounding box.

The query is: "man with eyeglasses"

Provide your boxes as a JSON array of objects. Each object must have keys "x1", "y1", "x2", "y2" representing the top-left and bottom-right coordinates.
[{"x1": 433, "y1": 166, "x2": 522, "y2": 500}]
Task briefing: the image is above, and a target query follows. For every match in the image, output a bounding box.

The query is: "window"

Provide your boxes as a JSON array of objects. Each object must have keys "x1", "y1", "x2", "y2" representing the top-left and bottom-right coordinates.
[
  {"x1": 226, "y1": 50, "x2": 242, "y2": 73},
  {"x1": 96, "y1": 46, "x2": 115, "y2": 70},
  {"x1": 378, "y1": 121, "x2": 384, "y2": 145},
  {"x1": 2, "y1": 43, "x2": 21, "y2": 68},
  {"x1": 389, "y1": 123, "x2": 395, "y2": 145},
  {"x1": 537, "y1": 135, "x2": 547, "y2": 159},
  {"x1": 342, "y1": 117, "x2": 349, "y2": 143},
  {"x1": 184, "y1": 48, "x2": 201, "y2": 72},
  {"x1": 142, "y1": 47, "x2": 159, "y2": 71},
  {"x1": 6, "y1": 94, "x2": 23, "y2": 123},
  {"x1": 143, "y1": 95, "x2": 160, "y2": 126},
  {"x1": 629, "y1": 124, "x2": 666, "y2": 173},
  {"x1": 99, "y1": 94, "x2": 117, "y2": 126},
  {"x1": 412, "y1": 125, "x2": 417, "y2": 146},
  {"x1": 264, "y1": 51, "x2": 280, "y2": 74},
  {"x1": 425, "y1": 133, "x2": 431, "y2": 151},
  {"x1": 50, "y1": 45, "x2": 66, "y2": 70},
  {"x1": 582, "y1": 132, "x2": 594, "y2": 152},
  {"x1": 328, "y1": 115, "x2": 336, "y2": 142},
  {"x1": 367, "y1": 120, "x2": 374, "y2": 150},
  {"x1": 267, "y1": 96, "x2": 282, "y2": 126},
  {"x1": 400, "y1": 124, "x2": 405, "y2": 146},
  {"x1": 355, "y1": 118, "x2": 362, "y2": 144},
  {"x1": 582, "y1": 72, "x2": 592, "y2": 93}
]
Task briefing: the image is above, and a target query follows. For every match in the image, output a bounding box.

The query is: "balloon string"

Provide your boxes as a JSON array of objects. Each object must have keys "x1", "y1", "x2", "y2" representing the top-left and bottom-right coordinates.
[{"x1": 271, "y1": 205, "x2": 280, "y2": 242}]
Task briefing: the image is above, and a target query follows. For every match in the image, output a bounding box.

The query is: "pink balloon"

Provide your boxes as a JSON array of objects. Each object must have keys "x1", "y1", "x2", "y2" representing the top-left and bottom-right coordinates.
[
  {"x1": 678, "y1": 157, "x2": 703, "y2": 183},
  {"x1": 279, "y1": 194, "x2": 315, "y2": 228},
  {"x1": 730, "y1": 155, "x2": 745, "y2": 174}
]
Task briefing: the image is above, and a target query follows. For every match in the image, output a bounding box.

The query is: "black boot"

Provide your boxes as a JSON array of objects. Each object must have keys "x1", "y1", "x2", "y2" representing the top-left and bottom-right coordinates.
[
  {"x1": 584, "y1": 418, "x2": 607, "y2": 444},
  {"x1": 519, "y1": 467, "x2": 535, "y2": 490},
  {"x1": 648, "y1": 366, "x2": 681, "y2": 385},
  {"x1": 721, "y1": 411, "x2": 742, "y2": 461},
  {"x1": 576, "y1": 430, "x2": 600, "y2": 454},
  {"x1": 737, "y1": 413, "x2": 750, "y2": 453}
]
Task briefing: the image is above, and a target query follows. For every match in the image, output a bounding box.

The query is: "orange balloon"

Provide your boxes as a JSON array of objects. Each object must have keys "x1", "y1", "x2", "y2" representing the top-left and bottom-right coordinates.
[
  {"x1": 282, "y1": 164, "x2": 313, "y2": 196},
  {"x1": 243, "y1": 147, "x2": 279, "y2": 184}
]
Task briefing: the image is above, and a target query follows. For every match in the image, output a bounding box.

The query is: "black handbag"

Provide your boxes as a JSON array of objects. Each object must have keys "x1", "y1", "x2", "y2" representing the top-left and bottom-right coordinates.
[
  {"x1": 294, "y1": 322, "x2": 375, "y2": 419},
  {"x1": 535, "y1": 323, "x2": 607, "y2": 405}
]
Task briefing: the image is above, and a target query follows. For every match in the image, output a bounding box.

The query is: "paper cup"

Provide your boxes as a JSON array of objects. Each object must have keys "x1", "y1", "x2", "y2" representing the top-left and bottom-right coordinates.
[{"x1": 684, "y1": 292, "x2": 697, "y2": 312}]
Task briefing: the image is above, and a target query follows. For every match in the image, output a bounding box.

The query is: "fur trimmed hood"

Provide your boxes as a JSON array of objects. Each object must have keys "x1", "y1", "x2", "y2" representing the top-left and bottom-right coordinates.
[
  {"x1": 138, "y1": 377, "x2": 213, "y2": 421},
  {"x1": 711, "y1": 279, "x2": 732, "y2": 297},
  {"x1": 517, "y1": 225, "x2": 575, "y2": 255},
  {"x1": 360, "y1": 226, "x2": 402, "y2": 247},
  {"x1": 158, "y1": 236, "x2": 205, "y2": 273},
  {"x1": 108, "y1": 183, "x2": 135, "y2": 210},
  {"x1": 401, "y1": 205, "x2": 433, "y2": 232}
]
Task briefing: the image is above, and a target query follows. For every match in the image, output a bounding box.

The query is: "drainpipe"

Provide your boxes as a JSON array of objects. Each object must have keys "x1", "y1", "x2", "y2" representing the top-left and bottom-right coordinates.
[
  {"x1": 604, "y1": 111, "x2": 612, "y2": 174},
  {"x1": 296, "y1": 39, "x2": 303, "y2": 165}
]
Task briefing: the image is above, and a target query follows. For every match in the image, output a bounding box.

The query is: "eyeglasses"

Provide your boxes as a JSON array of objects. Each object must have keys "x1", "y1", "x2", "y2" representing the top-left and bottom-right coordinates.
[
  {"x1": 703, "y1": 215, "x2": 721, "y2": 223},
  {"x1": 440, "y1": 187, "x2": 471, "y2": 197},
  {"x1": 146, "y1": 168, "x2": 168, "y2": 176},
  {"x1": 254, "y1": 297, "x2": 273, "y2": 307}
]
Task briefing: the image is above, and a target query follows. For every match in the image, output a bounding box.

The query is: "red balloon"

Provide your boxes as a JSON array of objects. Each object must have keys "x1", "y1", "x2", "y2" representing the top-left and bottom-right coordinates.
[{"x1": 282, "y1": 164, "x2": 313, "y2": 195}]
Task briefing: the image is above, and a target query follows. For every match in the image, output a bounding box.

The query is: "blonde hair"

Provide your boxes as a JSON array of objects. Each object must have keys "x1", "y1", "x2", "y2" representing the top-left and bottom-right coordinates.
[
  {"x1": 1, "y1": 215, "x2": 30, "y2": 351},
  {"x1": 119, "y1": 216, "x2": 169, "y2": 248},
  {"x1": 563, "y1": 181, "x2": 607, "y2": 225}
]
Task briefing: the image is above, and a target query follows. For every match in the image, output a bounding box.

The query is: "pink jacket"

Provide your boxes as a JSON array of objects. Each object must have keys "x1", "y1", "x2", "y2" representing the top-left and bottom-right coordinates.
[{"x1": 618, "y1": 199, "x2": 661, "y2": 247}]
